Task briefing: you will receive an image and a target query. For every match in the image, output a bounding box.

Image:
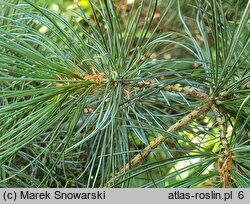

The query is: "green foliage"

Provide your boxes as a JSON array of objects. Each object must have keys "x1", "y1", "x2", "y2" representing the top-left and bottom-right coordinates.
[{"x1": 0, "y1": 0, "x2": 249, "y2": 188}]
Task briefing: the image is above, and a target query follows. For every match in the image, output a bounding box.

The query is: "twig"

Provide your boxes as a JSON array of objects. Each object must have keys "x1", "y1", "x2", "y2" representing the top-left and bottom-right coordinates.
[
  {"x1": 163, "y1": 85, "x2": 208, "y2": 100},
  {"x1": 131, "y1": 83, "x2": 208, "y2": 100},
  {"x1": 211, "y1": 104, "x2": 232, "y2": 188},
  {"x1": 105, "y1": 93, "x2": 212, "y2": 187}
]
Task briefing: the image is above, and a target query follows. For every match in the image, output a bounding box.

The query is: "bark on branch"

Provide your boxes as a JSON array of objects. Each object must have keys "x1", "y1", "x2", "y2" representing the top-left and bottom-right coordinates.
[
  {"x1": 132, "y1": 83, "x2": 208, "y2": 100},
  {"x1": 163, "y1": 85, "x2": 208, "y2": 100},
  {"x1": 211, "y1": 104, "x2": 232, "y2": 188}
]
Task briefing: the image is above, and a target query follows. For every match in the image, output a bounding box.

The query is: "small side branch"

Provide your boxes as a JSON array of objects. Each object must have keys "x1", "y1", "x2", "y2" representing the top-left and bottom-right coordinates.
[
  {"x1": 163, "y1": 85, "x2": 208, "y2": 100},
  {"x1": 131, "y1": 83, "x2": 208, "y2": 100},
  {"x1": 211, "y1": 104, "x2": 232, "y2": 188},
  {"x1": 105, "y1": 97, "x2": 212, "y2": 187}
]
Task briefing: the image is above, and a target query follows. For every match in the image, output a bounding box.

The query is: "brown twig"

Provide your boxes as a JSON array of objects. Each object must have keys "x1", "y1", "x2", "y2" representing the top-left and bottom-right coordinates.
[
  {"x1": 131, "y1": 82, "x2": 208, "y2": 100},
  {"x1": 104, "y1": 86, "x2": 211, "y2": 187},
  {"x1": 211, "y1": 104, "x2": 232, "y2": 188},
  {"x1": 163, "y1": 85, "x2": 208, "y2": 100}
]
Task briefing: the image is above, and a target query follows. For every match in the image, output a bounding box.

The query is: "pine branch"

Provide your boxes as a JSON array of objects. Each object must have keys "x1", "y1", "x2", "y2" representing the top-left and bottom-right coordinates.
[
  {"x1": 130, "y1": 82, "x2": 209, "y2": 100},
  {"x1": 105, "y1": 86, "x2": 212, "y2": 187},
  {"x1": 163, "y1": 85, "x2": 208, "y2": 100},
  {"x1": 211, "y1": 104, "x2": 232, "y2": 188}
]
